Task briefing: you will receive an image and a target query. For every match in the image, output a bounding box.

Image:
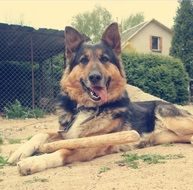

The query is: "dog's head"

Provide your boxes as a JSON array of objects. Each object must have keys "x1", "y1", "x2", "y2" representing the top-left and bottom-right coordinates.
[{"x1": 60, "y1": 23, "x2": 126, "y2": 107}]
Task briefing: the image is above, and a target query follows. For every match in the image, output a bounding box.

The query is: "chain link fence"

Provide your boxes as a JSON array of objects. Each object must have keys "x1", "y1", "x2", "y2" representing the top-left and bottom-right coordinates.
[{"x1": 0, "y1": 23, "x2": 65, "y2": 114}]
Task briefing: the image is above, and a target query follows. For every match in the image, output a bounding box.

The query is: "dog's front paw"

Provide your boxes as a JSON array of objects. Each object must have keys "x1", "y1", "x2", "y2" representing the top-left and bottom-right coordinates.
[
  {"x1": 17, "y1": 151, "x2": 64, "y2": 175},
  {"x1": 17, "y1": 156, "x2": 47, "y2": 175},
  {"x1": 8, "y1": 133, "x2": 49, "y2": 164}
]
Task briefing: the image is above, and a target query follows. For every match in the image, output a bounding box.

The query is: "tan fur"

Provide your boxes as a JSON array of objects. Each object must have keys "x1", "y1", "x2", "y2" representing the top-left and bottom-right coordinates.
[
  {"x1": 60, "y1": 48, "x2": 126, "y2": 107},
  {"x1": 163, "y1": 116, "x2": 193, "y2": 136},
  {"x1": 136, "y1": 115, "x2": 193, "y2": 148},
  {"x1": 101, "y1": 64, "x2": 126, "y2": 102}
]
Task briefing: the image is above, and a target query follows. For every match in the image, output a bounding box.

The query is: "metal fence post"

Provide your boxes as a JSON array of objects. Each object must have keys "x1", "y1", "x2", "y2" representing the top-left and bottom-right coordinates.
[{"x1": 30, "y1": 34, "x2": 35, "y2": 110}]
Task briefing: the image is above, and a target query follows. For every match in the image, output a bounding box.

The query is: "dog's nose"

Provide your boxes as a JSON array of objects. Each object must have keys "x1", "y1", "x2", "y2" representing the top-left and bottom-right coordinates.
[{"x1": 88, "y1": 71, "x2": 102, "y2": 84}]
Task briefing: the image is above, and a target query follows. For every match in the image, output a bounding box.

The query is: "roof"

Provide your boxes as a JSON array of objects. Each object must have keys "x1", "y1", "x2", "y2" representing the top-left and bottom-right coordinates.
[
  {"x1": 121, "y1": 19, "x2": 172, "y2": 48},
  {"x1": 0, "y1": 23, "x2": 65, "y2": 62}
]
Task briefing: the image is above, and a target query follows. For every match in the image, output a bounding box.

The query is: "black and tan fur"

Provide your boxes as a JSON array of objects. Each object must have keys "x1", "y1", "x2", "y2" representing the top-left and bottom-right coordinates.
[{"x1": 8, "y1": 23, "x2": 193, "y2": 175}]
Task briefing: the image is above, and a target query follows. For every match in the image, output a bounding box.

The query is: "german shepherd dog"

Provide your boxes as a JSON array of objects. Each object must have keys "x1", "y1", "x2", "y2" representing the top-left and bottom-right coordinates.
[{"x1": 8, "y1": 23, "x2": 193, "y2": 175}]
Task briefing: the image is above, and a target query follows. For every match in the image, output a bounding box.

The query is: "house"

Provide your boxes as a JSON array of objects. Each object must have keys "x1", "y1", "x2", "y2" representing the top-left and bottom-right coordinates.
[{"x1": 121, "y1": 19, "x2": 173, "y2": 56}]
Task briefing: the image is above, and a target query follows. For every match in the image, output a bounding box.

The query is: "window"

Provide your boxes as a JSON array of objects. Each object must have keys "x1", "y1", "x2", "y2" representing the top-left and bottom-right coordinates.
[{"x1": 150, "y1": 36, "x2": 162, "y2": 52}]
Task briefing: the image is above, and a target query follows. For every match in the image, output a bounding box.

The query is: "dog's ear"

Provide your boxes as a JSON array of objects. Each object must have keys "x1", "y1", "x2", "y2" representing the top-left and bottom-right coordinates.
[
  {"x1": 65, "y1": 26, "x2": 86, "y2": 59},
  {"x1": 101, "y1": 23, "x2": 121, "y2": 55}
]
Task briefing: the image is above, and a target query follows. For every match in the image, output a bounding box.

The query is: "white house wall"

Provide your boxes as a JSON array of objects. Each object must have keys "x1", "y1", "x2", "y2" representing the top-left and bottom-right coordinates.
[{"x1": 129, "y1": 22, "x2": 172, "y2": 56}]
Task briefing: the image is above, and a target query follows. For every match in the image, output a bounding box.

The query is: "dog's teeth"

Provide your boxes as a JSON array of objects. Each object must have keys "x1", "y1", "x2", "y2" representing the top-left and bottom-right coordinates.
[
  {"x1": 90, "y1": 91, "x2": 100, "y2": 101},
  {"x1": 91, "y1": 91, "x2": 97, "y2": 98}
]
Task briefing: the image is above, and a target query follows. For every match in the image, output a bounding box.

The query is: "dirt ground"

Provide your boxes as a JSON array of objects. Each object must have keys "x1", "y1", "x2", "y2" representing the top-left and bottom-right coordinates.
[{"x1": 1, "y1": 85, "x2": 193, "y2": 190}]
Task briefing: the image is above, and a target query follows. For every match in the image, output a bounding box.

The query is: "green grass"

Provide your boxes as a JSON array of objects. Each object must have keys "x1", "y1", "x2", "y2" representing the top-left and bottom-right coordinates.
[
  {"x1": 24, "y1": 177, "x2": 49, "y2": 184},
  {"x1": 26, "y1": 136, "x2": 33, "y2": 141},
  {"x1": 116, "y1": 153, "x2": 185, "y2": 169},
  {"x1": 98, "y1": 166, "x2": 111, "y2": 174},
  {"x1": 161, "y1": 143, "x2": 174, "y2": 147},
  {"x1": 0, "y1": 135, "x2": 3, "y2": 145},
  {"x1": 0, "y1": 155, "x2": 8, "y2": 166},
  {"x1": 4, "y1": 99, "x2": 45, "y2": 119},
  {"x1": 8, "y1": 136, "x2": 34, "y2": 144},
  {"x1": 8, "y1": 138, "x2": 22, "y2": 144}
]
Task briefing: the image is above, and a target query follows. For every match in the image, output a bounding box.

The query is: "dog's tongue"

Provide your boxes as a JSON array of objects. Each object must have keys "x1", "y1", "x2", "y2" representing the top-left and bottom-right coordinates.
[{"x1": 92, "y1": 86, "x2": 108, "y2": 103}]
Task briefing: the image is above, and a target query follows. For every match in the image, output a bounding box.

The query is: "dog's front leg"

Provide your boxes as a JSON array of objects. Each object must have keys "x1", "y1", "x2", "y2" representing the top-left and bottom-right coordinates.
[
  {"x1": 17, "y1": 147, "x2": 108, "y2": 175},
  {"x1": 17, "y1": 149, "x2": 71, "y2": 175},
  {"x1": 8, "y1": 132, "x2": 62, "y2": 164}
]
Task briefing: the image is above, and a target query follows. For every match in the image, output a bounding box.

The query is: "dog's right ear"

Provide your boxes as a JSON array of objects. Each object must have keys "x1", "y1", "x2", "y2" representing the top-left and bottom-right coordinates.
[{"x1": 65, "y1": 27, "x2": 85, "y2": 59}]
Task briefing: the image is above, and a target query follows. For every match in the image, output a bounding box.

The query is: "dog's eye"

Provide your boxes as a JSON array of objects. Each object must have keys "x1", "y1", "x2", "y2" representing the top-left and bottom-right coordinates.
[
  {"x1": 80, "y1": 56, "x2": 89, "y2": 65},
  {"x1": 100, "y1": 55, "x2": 109, "y2": 64}
]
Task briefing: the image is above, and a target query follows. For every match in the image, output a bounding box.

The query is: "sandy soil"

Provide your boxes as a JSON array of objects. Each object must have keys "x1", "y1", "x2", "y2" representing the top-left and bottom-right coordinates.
[{"x1": 1, "y1": 85, "x2": 193, "y2": 190}]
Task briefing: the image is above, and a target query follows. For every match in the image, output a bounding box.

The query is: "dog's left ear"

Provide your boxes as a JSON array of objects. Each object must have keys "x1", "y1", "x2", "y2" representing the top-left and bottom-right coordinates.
[{"x1": 101, "y1": 23, "x2": 121, "y2": 55}]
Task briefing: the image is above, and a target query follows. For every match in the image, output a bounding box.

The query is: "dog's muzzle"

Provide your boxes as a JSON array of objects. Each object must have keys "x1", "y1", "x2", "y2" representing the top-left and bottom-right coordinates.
[{"x1": 80, "y1": 76, "x2": 111, "y2": 103}]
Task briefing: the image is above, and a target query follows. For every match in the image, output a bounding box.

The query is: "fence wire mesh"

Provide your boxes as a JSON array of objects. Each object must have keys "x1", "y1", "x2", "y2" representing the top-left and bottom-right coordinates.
[{"x1": 0, "y1": 24, "x2": 65, "y2": 114}]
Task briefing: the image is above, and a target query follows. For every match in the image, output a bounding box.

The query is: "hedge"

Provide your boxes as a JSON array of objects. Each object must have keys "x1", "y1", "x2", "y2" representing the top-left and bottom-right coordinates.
[
  {"x1": 122, "y1": 53, "x2": 189, "y2": 104},
  {"x1": 0, "y1": 56, "x2": 63, "y2": 111}
]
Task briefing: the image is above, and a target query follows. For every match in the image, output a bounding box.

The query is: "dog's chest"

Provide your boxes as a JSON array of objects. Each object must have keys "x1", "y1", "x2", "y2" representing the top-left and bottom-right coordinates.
[{"x1": 65, "y1": 111, "x2": 93, "y2": 139}]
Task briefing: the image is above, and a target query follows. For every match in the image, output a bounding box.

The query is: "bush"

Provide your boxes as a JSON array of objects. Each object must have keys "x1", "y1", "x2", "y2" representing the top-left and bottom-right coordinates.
[
  {"x1": 0, "y1": 61, "x2": 32, "y2": 110},
  {"x1": 122, "y1": 53, "x2": 189, "y2": 104},
  {"x1": 4, "y1": 100, "x2": 45, "y2": 119}
]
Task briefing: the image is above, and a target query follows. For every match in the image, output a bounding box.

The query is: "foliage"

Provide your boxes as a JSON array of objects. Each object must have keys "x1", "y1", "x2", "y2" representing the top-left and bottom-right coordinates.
[
  {"x1": 24, "y1": 177, "x2": 49, "y2": 184},
  {"x1": 37, "y1": 54, "x2": 64, "y2": 97},
  {"x1": 0, "y1": 155, "x2": 8, "y2": 166},
  {"x1": 71, "y1": 5, "x2": 112, "y2": 43},
  {"x1": 122, "y1": 12, "x2": 144, "y2": 31},
  {"x1": 170, "y1": 0, "x2": 193, "y2": 78},
  {"x1": 0, "y1": 61, "x2": 32, "y2": 110},
  {"x1": 4, "y1": 100, "x2": 45, "y2": 119},
  {"x1": 8, "y1": 138, "x2": 22, "y2": 144},
  {"x1": 0, "y1": 54, "x2": 64, "y2": 113},
  {"x1": 117, "y1": 153, "x2": 184, "y2": 169},
  {"x1": 0, "y1": 134, "x2": 3, "y2": 145},
  {"x1": 122, "y1": 52, "x2": 189, "y2": 104},
  {"x1": 98, "y1": 166, "x2": 111, "y2": 174}
]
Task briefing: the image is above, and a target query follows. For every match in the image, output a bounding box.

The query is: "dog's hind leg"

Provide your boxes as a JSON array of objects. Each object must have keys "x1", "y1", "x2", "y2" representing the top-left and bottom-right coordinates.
[
  {"x1": 8, "y1": 132, "x2": 63, "y2": 165},
  {"x1": 149, "y1": 103, "x2": 193, "y2": 145},
  {"x1": 163, "y1": 116, "x2": 193, "y2": 144},
  {"x1": 150, "y1": 130, "x2": 193, "y2": 145},
  {"x1": 135, "y1": 115, "x2": 193, "y2": 148},
  {"x1": 163, "y1": 116, "x2": 193, "y2": 137},
  {"x1": 136, "y1": 129, "x2": 193, "y2": 149}
]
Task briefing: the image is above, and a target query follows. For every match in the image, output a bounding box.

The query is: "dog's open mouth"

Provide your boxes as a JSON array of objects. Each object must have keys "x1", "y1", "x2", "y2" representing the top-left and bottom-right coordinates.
[
  {"x1": 80, "y1": 80, "x2": 108, "y2": 103},
  {"x1": 89, "y1": 86, "x2": 108, "y2": 102}
]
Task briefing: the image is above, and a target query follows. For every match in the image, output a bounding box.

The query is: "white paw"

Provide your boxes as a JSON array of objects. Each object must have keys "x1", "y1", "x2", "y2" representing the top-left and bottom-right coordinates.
[
  {"x1": 17, "y1": 156, "x2": 47, "y2": 175},
  {"x1": 17, "y1": 151, "x2": 64, "y2": 175},
  {"x1": 8, "y1": 133, "x2": 49, "y2": 164}
]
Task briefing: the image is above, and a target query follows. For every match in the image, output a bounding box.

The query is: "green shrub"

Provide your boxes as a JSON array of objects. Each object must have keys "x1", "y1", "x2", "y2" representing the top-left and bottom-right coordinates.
[
  {"x1": 122, "y1": 53, "x2": 189, "y2": 104},
  {"x1": 0, "y1": 61, "x2": 33, "y2": 111},
  {"x1": 4, "y1": 100, "x2": 45, "y2": 119}
]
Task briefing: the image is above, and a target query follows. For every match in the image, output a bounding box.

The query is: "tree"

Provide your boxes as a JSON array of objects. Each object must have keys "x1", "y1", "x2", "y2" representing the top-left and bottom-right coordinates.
[
  {"x1": 71, "y1": 6, "x2": 112, "y2": 43},
  {"x1": 122, "y1": 13, "x2": 144, "y2": 31},
  {"x1": 170, "y1": 0, "x2": 193, "y2": 78}
]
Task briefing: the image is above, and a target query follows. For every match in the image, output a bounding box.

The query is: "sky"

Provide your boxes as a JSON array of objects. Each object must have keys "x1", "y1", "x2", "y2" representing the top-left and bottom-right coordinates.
[{"x1": 0, "y1": 0, "x2": 179, "y2": 30}]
